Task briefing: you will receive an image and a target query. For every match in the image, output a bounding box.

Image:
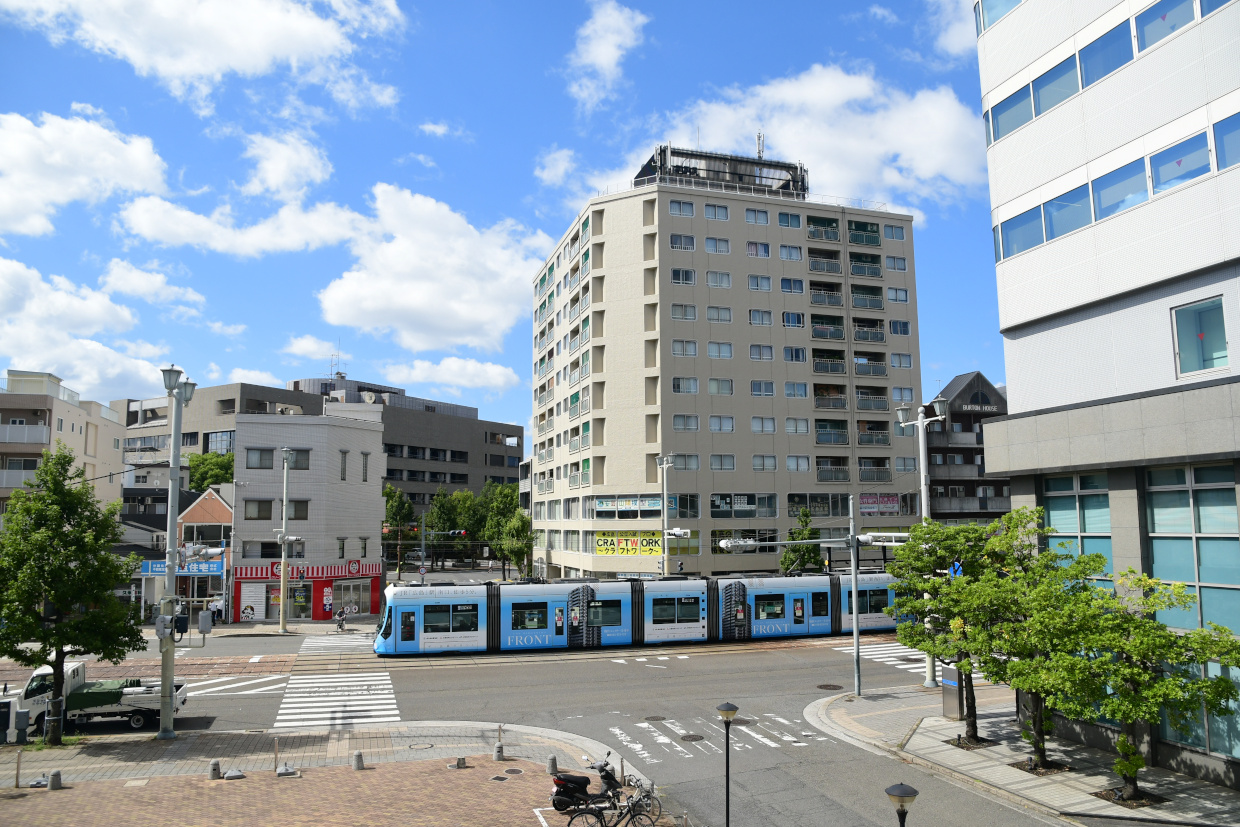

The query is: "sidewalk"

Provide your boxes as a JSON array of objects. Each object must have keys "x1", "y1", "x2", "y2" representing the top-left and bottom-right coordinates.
[
  {"x1": 807, "y1": 684, "x2": 1240, "y2": 826},
  {"x1": 136, "y1": 619, "x2": 365, "y2": 639}
]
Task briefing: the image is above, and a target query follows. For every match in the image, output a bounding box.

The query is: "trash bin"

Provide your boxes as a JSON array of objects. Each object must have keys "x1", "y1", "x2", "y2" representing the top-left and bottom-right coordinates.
[
  {"x1": 0, "y1": 699, "x2": 10, "y2": 744},
  {"x1": 942, "y1": 665, "x2": 964, "y2": 721}
]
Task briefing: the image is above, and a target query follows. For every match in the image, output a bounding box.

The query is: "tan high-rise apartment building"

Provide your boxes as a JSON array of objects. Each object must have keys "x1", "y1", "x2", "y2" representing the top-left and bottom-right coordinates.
[{"x1": 529, "y1": 145, "x2": 923, "y2": 579}]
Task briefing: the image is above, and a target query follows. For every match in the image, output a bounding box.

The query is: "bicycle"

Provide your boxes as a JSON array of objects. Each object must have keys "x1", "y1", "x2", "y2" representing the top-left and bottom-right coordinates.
[
  {"x1": 624, "y1": 774, "x2": 662, "y2": 820},
  {"x1": 567, "y1": 798, "x2": 656, "y2": 827}
]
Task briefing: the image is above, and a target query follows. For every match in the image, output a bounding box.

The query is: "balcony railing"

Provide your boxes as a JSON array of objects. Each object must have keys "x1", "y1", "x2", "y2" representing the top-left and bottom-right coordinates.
[
  {"x1": 581, "y1": 470, "x2": 590, "y2": 485},
  {"x1": 809, "y1": 258, "x2": 842, "y2": 274},
  {"x1": 810, "y1": 290, "x2": 843, "y2": 306},
  {"x1": 569, "y1": 473, "x2": 581, "y2": 489},
  {"x1": 856, "y1": 397, "x2": 889, "y2": 411},
  {"x1": 849, "y1": 231, "x2": 881, "y2": 246},
  {"x1": 0, "y1": 424, "x2": 50, "y2": 444},
  {"x1": 855, "y1": 362, "x2": 887, "y2": 376},
  {"x1": 852, "y1": 295, "x2": 884, "y2": 310},
  {"x1": 0, "y1": 468, "x2": 38, "y2": 488},
  {"x1": 569, "y1": 369, "x2": 579, "y2": 385},
  {"x1": 581, "y1": 433, "x2": 591, "y2": 448},
  {"x1": 932, "y1": 464, "x2": 981, "y2": 479},
  {"x1": 812, "y1": 324, "x2": 844, "y2": 340},
  {"x1": 570, "y1": 437, "x2": 580, "y2": 453},
  {"x1": 930, "y1": 496, "x2": 1011, "y2": 514},
  {"x1": 851, "y1": 263, "x2": 882, "y2": 278},
  {"x1": 816, "y1": 467, "x2": 849, "y2": 482},
  {"x1": 569, "y1": 336, "x2": 580, "y2": 352},
  {"x1": 813, "y1": 359, "x2": 846, "y2": 374},
  {"x1": 537, "y1": 450, "x2": 546, "y2": 464},
  {"x1": 815, "y1": 430, "x2": 848, "y2": 445},
  {"x1": 546, "y1": 447, "x2": 555, "y2": 462},
  {"x1": 808, "y1": 227, "x2": 840, "y2": 241},
  {"x1": 570, "y1": 302, "x2": 582, "y2": 321},
  {"x1": 859, "y1": 467, "x2": 892, "y2": 482},
  {"x1": 569, "y1": 403, "x2": 580, "y2": 419},
  {"x1": 854, "y1": 327, "x2": 885, "y2": 342},
  {"x1": 814, "y1": 396, "x2": 847, "y2": 409},
  {"x1": 857, "y1": 432, "x2": 891, "y2": 445}
]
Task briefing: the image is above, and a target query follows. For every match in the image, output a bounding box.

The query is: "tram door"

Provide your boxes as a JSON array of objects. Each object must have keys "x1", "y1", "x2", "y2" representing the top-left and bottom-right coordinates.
[
  {"x1": 396, "y1": 608, "x2": 419, "y2": 654},
  {"x1": 791, "y1": 594, "x2": 808, "y2": 632}
]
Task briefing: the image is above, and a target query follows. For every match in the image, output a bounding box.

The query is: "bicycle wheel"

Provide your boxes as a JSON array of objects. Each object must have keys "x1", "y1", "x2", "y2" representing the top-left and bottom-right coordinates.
[
  {"x1": 626, "y1": 814, "x2": 656, "y2": 827},
  {"x1": 641, "y1": 795, "x2": 662, "y2": 820},
  {"x1": 568, "y1": 810, "x2": 606, "y2": 827}
]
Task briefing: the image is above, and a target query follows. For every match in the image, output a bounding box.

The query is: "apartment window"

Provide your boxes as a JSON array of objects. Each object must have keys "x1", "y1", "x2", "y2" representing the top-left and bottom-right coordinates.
[
  {"x1": 1151, "y1": 133, "x2": 1211, "y2": 194},
  {"x1": 182, "y1": 432, "x2": 199, "y2": 448},
  {"x1": 1218, "y1": 112, "x2": 1240, "y2": 171},
  {"x1": 672, "y1": 454, "x2": 700, "y2": 471},
  {"x1": 778, "y1": 245, "x2": 802, "y2": 261},
  {"x1": 1093, "y1": 158, "x2": 1149, "y2": 220},
  {"x1": 672, "y1": 268, "x2": 696, "y2": 285},
  {"x1": 670, "y1": 234, "x2": 695, "y2": 251},
  {"x1": 1136, "y1": 0, "x2": 1194, "y2": 52},
  {"x1": 753, "y1": 454, "x2": 777, "y2": 472},
  {"x1": 784, "y1": 382, "x2": 808, "y2": 398},
  {"x1": 113, "y1": 438, "x2": 120, "y2": 450},
  {"x1": 709, "y1": 415, "x2": 734, "y2": 433},
  {"x1": 888, "y1": 288, "x2": 908, "y2": 303},
  {"x1": 672, "y1": 339, "x2": 698, "y2": 357},
  {"x1": 1174, "y1": 297, "x2": 1228, "y2": 376},
  {"x1": 706, "y1": 270, "x2": 731, "y2": 288},
  {"x1": 669, "y1": 200, "x2": 694, "y2": 216},
  {"x1": 890, "y1": 320, "x2": 910, "y2": 335},
  {"x1": 707, "y1": 306, "x2": 732, "y2": 323},
  {"x1": 991, "y1": 85, "x2": 1033, "y2": 141},
  {"x1": 787, "y1": 455, "x2": 810, "y2": 473},
  {"x1": 749, "y1": 309, "x2": 773, "y2": 326},
  {"x1": 1000, "y1": 206, "x2": 1044, "y2": 258},
  {"x1": 931, "y1": 454, "x2": 944, "y2": 465},
  {"x1": 673, "y1": 414, "x2": 699, "y2": 432},
  {"x1": 891, "y1": 353, "x2": 912, "y2": 368},
  {"x1": 748, "y1": 274, "x2": 771, "y2": 291},
  {"x1": 784, "y1": 347, "x2": 807, "y2": 362},
  {"x1": 245, "y1": 500, "x2": 273, "y2": 520},
  {"x1": 340, "y1": 450, "x2": 348, "y2": 481},
  {"x1": 947, "y1": 454, "x2": 965, "y2": 465},
  {"x1": 206, "y1": 431, "x2": 235, "y2": 454},
  {"x1": 1080, "y1": 22, "x2": 1134, "y2": 88},
  {"x1": 708, "y1": 378, "x2": 734, "y2": 395},
  {"x1": 781, "y1": 278, "x2": 804, "y2": 294},
  {"x1": 338, "y1": 538, "x2": 346, "y2": 559},
  {"x1": 750, "y1": 344, "x2": 774, "y2": 361},
  {"x1": 246, "y1": 448, "x2": 274, "y2": 469},
  {"x1": 894, "y1": 457, "x2": 917, "y2": 473},
  {"x1": 705, "y1": 203, "x2": 728, "y2": 220},
  {"x1": 710, "y1": 454, "x2": 736, "y2": 471},
  {"x1": 883, "y1": 225, "x2": 905, "y2": 241},
  {"x1": 782, "y1": 312, "x2": 805, "y2": 328},
  {"x1": 672, "y1": 377, "x2": 699, "y2": 394},
  {"x1": 671, "y1": 303, "x2": 697, "y2": 320},
  {"x1": 361, "y1": 452, "x2": 369, "y2": 482},
  {"x1": 288, "y1": 500, "x2": 309, "y2": 520},
  {"x1": 745, "y1": 209, "x2": 768, "y2": 225},
  {"x1": 786, "y1": 417, "x2": 809, "y2": 434},
  {"x1": 751, "y1": 417, "x2": 776, "y2": 434},
  {"x1": 672, "y1": 493, "x2": 701, "y2": 520},
  {"x1": 708, "y1": 341, "x2": 733, "y2": 359},
  {"x1": 450, "y1": 450, "x2": 468, "y2": 463},
  {"x1": 751, "y1": 381, "x2": 775, "y2": 397},
  {"x1": 1033, "y1": 55, "x2": 1079, "y2": 115},
  {"x1": 56, "y1": 418, "x2": 63, "y2": 432},
  {"x1": 778, "y1": 212, "x2": 801, "y2": 228},
  {"x1": 288, "y1": 449, "x2": 310, "y2": 470},
  {"x1": 705, "y1": 237, "x2": 730, "y2": 254},
  {"x1": 360, "y1": 538, "x2": 368, "y2": 558},
  {"x1": 1044, "y1": 184, "x2": 1092, "y2": 240},
  {"x1": 885, "y1": 256, "x2": 907, "y2": 271},
  {"x1": 893, "y1": 387, "x2": 914, "y2": 402},
  {"x1": 747, "y1": 242, "x2": 770, "y2": 258}
]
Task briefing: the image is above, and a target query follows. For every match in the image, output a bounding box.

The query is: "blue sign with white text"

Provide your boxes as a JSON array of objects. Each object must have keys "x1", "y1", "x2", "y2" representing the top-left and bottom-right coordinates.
[{"x1": 141, "y1": 560, "x2": 224, "y2": 576}]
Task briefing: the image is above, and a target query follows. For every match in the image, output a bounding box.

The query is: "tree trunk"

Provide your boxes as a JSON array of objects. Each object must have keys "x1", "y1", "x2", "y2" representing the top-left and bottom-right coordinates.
[
  {"x1": 1029, "y1": 692, "x2": 1047, "y2": 769},
  {"x1": 395, "y1": 531, "x2": 403, "y2": 579},
  {"x1": 1118, "y1": 725, "x2": 1142, "y2": 801},
  {"x1": 963, "y1": 669, "x2": 979, "y2": 743},
  {"x1": 48, "y1": 647, "x2": 64, "y2": 746}
]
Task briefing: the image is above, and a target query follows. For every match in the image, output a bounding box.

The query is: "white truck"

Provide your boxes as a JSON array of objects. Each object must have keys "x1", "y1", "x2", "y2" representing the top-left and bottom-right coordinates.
[{"x1": 18, "y1": 662, "x2": 188, "y2": 731}]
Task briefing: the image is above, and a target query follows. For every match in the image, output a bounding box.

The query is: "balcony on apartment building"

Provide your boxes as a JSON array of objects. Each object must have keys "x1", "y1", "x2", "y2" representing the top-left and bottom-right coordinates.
[
  {"x1": 811, "y1": 314, "x2": 844, "y2": 341},
  {"x1": 853, "y1": 352, "x2": 887, "y2": 377},
  {"x1": 0, "y1": 423, "x2": 51, "y2": 446},
  {"x1": 0, "y1": 467, "x2": 38, "y2": 489},
  {"x1": 814, "y1": 384, "x2": 848, "y2": 410},
  {"x1": 927, "y1": 429, "x2": 983, "y2": 447},
  {"x1": 857, "y1": 422, "x2": 891, "y2": 446},
  {"x1": 858, "y1": 459, "x2": 892, "y2": 483},
  {"x1": 855, "y1": 387, "x2": 889, "y2": 411},
  {"x1": 930, "y1": 463, "x2": 983, "y2": 479},
  {"x1": 807, "y1": 217, "x2": 840, "y2": 242},
  {"x1": 810, "y1": 281, "x2": 843, "y2": 306},
  {"x1": 815, "y1": 420, "x2": 848, "y2": 445},
  {"x1": 931, "y1": 496, "x2": 1011, "y2": 514},
  {"x1": 853, "y1": 318, "x2": 885, "y2": 343},
  {"x1": 815, "y1": 458, "x2": 849, "y2": 483},
  {"x1": 813, "y1": 349, "x2": 846, "y2": 375},
  {"x1": 808, "y1": 249, "x2": 842, "y2": 274},
  {"x1": 851, "y1": 285, "x2": 884, "y2": 310}
]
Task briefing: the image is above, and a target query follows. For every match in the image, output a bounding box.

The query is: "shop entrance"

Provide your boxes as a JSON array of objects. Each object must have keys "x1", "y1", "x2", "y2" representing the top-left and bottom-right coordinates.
[{"x1": 333, "y1": 580, "x2": 371, "y2": 616}]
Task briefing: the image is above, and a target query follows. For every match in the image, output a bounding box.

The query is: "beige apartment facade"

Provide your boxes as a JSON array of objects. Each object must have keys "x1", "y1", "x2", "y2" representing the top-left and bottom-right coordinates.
[{"x1": 530, "y1": 146, "x2": 924, "y2": 579}]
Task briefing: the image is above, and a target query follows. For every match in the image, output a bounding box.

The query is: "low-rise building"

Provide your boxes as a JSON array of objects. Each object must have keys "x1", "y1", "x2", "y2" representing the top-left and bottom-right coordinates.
[{"x1": 925, "y1": 372, "x2": 1011, "y2": 525}]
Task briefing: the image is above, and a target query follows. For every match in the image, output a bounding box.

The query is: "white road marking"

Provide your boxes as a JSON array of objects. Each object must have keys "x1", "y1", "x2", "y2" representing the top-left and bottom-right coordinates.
[
  {"x1": 274, "y1": 672, "x2": 398, "y2": 729},
  {"x1": 249, "y1": 655, "x2": 263, "y2": 663},
  {"x1": 188, "y1": 675, "x2": 287, "y2": 696}
]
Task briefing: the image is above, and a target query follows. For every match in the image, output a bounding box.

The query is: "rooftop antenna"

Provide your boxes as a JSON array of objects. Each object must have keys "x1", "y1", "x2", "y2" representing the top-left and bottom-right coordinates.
[{"x1": 756, "y1": 131, "x2": 764, "y2": 161}]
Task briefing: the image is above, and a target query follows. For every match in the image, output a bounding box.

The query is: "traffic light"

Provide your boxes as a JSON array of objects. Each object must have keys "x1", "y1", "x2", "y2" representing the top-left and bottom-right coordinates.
[
  {"x1": 449, "y1": 530, "x2": 467, "y2": 538},
  {"x1": 677, "y1": 560, "x2": 683, "y2": 573}
]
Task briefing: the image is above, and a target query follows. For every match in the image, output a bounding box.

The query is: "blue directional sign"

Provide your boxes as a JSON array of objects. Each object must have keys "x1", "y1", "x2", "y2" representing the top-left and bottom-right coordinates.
[
  {"x1": 948, "y1": 561, "x2": 964, "y2": 578},
  {"x1": 140, "y1": 560, "x2": 224, "y2": 576}
]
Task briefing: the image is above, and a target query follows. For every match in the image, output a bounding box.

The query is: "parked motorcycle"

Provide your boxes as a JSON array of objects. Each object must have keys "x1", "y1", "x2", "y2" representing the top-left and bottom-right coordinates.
[{"x1": 550, "y1": 751, "x2": 623, "y2": 812}]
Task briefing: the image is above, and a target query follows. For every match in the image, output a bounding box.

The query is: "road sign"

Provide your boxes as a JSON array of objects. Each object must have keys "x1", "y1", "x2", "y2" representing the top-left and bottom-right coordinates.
[
  {"x1": 419, "y1": 566, "x2": 427, "y2": 575},
  {"x1": 667, "y1": 496, "x2": 677, "y2": 510}
]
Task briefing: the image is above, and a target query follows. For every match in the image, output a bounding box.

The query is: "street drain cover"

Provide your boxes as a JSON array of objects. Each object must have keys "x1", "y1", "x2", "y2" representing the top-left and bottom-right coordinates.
[
  {"x1": 644, "y1": 716, "x2": 666, "y2": 722},
  {"x1": 817, "y1": 684, "x2": 843, "y2": 691},
  {"x1": 408, "y1": 743, "x2": 435, "y2": 750},
  {"x1": 491, "y1": 775, "x2": 508, "y2": 782},
  {"x1": 731, "y1": 718, "x2": 753, "y2": 727},
  {"x1": 505, "y1": 768, "x2": 524, "y2": 775},
  {"x1": 681, "y1": 734, "x2": 704, "y2": 742}
]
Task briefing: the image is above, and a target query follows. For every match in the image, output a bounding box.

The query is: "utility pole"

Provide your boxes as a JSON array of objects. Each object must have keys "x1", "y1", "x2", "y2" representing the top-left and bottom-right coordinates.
[
  {"x1": 657, "y1": 455, "x2": 674, "y2": 576},
  {"x1": 420, "y1": 512, "x2": 427, "y2": 585},
  {"x1": 278, "y1": 447, "x2": 291, "y2": 634},
  {"x1": 849, "y1": 494, "x2": 861, "y2": 697}
]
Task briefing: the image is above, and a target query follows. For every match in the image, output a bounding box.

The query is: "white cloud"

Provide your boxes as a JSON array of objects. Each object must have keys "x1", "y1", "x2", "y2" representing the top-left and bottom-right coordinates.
[
  {"x1": 0, "y1": 256, "x2": 164, "y2": 400},
  {"x1": 869, "y1": 5, "x2": 899, "y2": 24},
  {"x1": 205, "y1": 361, "x2": 221, "y2": 380},
  {"x1": 240, "y1": 132, "x2": 332, "y2": 202},
  {"x1": 208, "y1": 321, "x2": 246, "y2": 336},
  {"x1": 0, "y1": 0, "x2": 404, "y2": 114},
  {"x1": 566, "y1": 0, "x2": 650, "y2": 113},
  {"x1": 0, "y1": 109, "x2": 166, "y2": 236},
  {"x1": 281, "y1": 334, "x2": 347, "y2": 361},
  {"x1": 418, "y1": 122, "x2": 449, "y2": 137},
  {"x1": 117, "y1": 339, "x2": 169, "y2": 360},
  {"x1": 228, "y1": 367, "x2": 281, "y2": 386},
  {"x1": 383, "y1": 357, "x2": 520, "y2": 392},
  {"x1": 318, "y1": 184, "x2": 551, "y2": 353},
  {"x1": 99, "y1": 258, "x2": 205, "y2": 305},
  {"x1": 535, "y1": 147, "x2": 577, "y2": 187},
  {"x1": 924, "y1": 0, "x2": 979, "y2": 57},
  {"x1": 397, "y1": 153, "x2": 436, "y2": 168}
]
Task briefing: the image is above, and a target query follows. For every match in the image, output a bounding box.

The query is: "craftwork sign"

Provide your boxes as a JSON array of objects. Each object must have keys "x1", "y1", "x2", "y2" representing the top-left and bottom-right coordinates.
[{"x1": 594, "y1": 530, "x2": 662, "y2": 556}]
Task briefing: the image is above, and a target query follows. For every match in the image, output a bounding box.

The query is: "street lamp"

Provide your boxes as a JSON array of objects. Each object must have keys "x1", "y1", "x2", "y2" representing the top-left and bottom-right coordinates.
[
  {"x1": 158, "y1": 364, "x2": 195, "y2": 741},
  {"x1": 657, "y1": 454, "x2": 675, "y2": 576},
  {"x1": 884, "y1": 782, "x2": 919, "y2": 827},
  {"x1": 277, "y1": 447, "x2": 292, "y2": 634},
  {"x1": 895, "y1": 396, "x2": 946, "y2": 688},
  {"x1": 717, "y1": 702, "x2": 738, "y2": 827}
]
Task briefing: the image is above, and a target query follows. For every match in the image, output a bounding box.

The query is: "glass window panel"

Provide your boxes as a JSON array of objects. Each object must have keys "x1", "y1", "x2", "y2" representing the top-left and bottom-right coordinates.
[
  {"x1": 1080, "y1": 473, "x2": 1108, "y2": 490},
  {"x1": 1093, "y1": 159, "x2": 1149, "y2": 219},
  {"x1": 1202, "y1": 0, "x2": 1234, "y2": 13},
  {"x1": 1080, "y1": 22, "x2": 1134, "y2": 88},
  {"x1": 1176, "y1": 297, "x2": 1228, "y2": 374},
  {"x1": 1202, "y1": 587, "x2": 1240, "y2": 631},
  {"x1": 1195, "y1": 488, "x2": 1238, "y2": 534},
  {"x1": 991, "y1": 86, "x2": 1034, "y2": 141},
  {"x1": 1000, "y1": 205, "x2": 1044, "y2": 258},
  {"x1": 1135, "y1": 0, "x2": 1195, "y2": 52},
  {"x1": 1043, "y1": 184, "x2": 1092, "y2": 240},
  {"x1": 1081, "y1": 493, "x2": 1111, "y2": 533},
  {"x1": 1216, "y1": 111, "x2": 1240, "y2": 171},
  {"x1": 1160, "y1": 702, "x2": 1208, "y2": 749},
  {"x1": 1159, "y1": 584, "x2": 1200, "y2": 628},
  {"x1": 1198, "y1": 538, "x2": 1240, "y2": 585},
  {"x1": 1044, "y1": 476, "x2": 1074, "y2": 492},
  {"x1": 1152, "y1": 536, "x2": 1197, "y2": 581},
  {"x1": 981, "y1": 0, "x2": 1021, "y2": 28},
  {"x1": 983, "y1": 110, "x2": 991, "y2": 146},
  {"x1": 1045, "y1": 495, "x2": 1079, "y2": 532},
  {"x1": 1082, "y1": 536, "x2": 1113, "y2": 575},
  {"x1": 1150, "y1": 490, "x2": 1193, "y2": 533},
  {"x1": 1151, "y1": 133, "x2": 1211, "y2": 193},
  {"x1": 1054, "y1": 537, "x2": 1079, "y2": 558},
  {"x1": 992, "y1": 226, "x2": 1002, "y2": 263},
  {"x1": 1207, "y1": 663, "x2": 1240, "y2": 759},
  {"x1": 1032, "y1": 55, "x2": 1079, "y2": 115},
  {"x1": 1195, "y1": 465, "x2": 1236, "y2": 485},
  {"x1": 1148, "y1": 467, "x2": 1187, "y2": 487}
]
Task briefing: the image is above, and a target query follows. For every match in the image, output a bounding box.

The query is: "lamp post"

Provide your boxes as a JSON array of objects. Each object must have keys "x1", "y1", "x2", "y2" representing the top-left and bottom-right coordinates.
[
  {"x1": 896, "y1": 397, "x2": 946, "y2": 689},
  {"x1": 657, "y1": 454, "x2": 675, "y2": 576},
  {"x1": 157, "y1": 364, "x2": 195, "y2": 741},
  {"x1": 717, "y1": 702, "x2": 738, "y2": 827},
  {"x1": 277, "y1": 447, "x2": 291, "y2": 634},
  {"x1": 884, "y1": 782, "x2": 919, "y2": 827}
]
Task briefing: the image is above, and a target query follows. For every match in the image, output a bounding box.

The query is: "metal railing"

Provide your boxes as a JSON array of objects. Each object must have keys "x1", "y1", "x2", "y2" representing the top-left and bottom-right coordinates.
[
  {"x1": 810, "y1": 290, "x2": 843, "y2": 306},
  {"x1": 856, "y1": 397, "x2": 889, "y2": 411},
  {"x1": 598, "y1": 173, "x2": 888, "y2": 211},
  {"x1": 569, "y1": 473, "x2": 581, "y2": 489},
  {"x1": 580, "y1": 470, "x2": 590, "y2": 485},
  {"x1": 814, "y1": 396, "x2": 848, "y2": 409},
  {"x1": 813, "y1": 359, "x2": 846, "y2": 374},
  {"x1": 808, "y1": 227, "x2": 840, "y2": 241},
  {"x1": 854, "y1": 327, "x2": 885, "y2": 342},
  {"x1": 816, "y1": 467, "x2": 849, "y2": 482},
  {"x1": 0, "y1": 468, "x2": 38, "y2": 488},
  {"x1": 812, "y1": 324, "x2": 844, "y2": 340},
  {"x1": 0, "y1": 424, "x2": 50, "y2": 444},
  {"x1": 581, "y1": 434, "x2": 591, "y2": 448},
  {"x1": 809, "y1": 258, "x2": 843, "y2": 274},
  {"x1": 852, "y1": 295, "x2": 884, "y2": 309},
  {"x1": 849, "y1": 231, "x2": 881, "y2": 246},
  {"x1": 858, "y1": 432, "x2": 891, "y2": 445},
  {"x1": 815, "y1": 430, "x2": 848, "y2": 445},
  {"x1": 859, "y1": 467, "x2": 892, "y2": 482},
  {"x1": 851, "y1": 263, "x2": 882, "y2": 277},
  {"x1": 569, "y1": 403, "x2": 580, "y2": 419},
  {"x1": 570, "y1": 437, "x2": 580, "y2": 453},
  {"x1": 855, "y1": 362, "x2": 887, "y2": 376}
]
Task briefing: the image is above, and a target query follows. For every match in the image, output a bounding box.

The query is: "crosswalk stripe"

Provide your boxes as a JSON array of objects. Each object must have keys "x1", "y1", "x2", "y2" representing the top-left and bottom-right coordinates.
[
  {"x1": 298, "y1": 635, "x2": 376, "y2": 653},
  {"x1": 274, "y1": 670, "x2": 398, "y2": 730},
  {"x1": 188, "y1": 675, "x2": 287, "y2": 696}
]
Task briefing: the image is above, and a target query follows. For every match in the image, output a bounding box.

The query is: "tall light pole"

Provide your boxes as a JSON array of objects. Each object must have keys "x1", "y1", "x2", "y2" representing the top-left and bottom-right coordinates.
[
  {"x1": 657, "y1": 454, "x2": 674, "y2": 576},
  {"x1": 896, "y1": 397, "x2": 946, "y2": 689},
  {"x1": 717, "y1": 702, "x2": 738, "y2": 827},
  {"x1": 158, "y1": 364, "x2": 195, "y2": 741},
  {"x1": 278, "y1": 447, "x2": 291, "y2": 634}
]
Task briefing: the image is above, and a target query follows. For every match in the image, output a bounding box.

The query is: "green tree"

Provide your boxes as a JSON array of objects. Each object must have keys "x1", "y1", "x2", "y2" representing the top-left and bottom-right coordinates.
[
  {"x1": 383, "y1": 484, "x2": 415, "y2": 578},
  {"x1": 0, "y1": 444, "x2": 144, "y2": 745},
  {"x1": 483, "y1": 484, "x2": 522, "y2": 576},
  {"x1": 187, "y1": 451, "x2": 233, "y2": 491},
  {"x1": 887, "y1": 519, "x2": 991, "y2": 743},
  {"x1": 449, "y1": 489, "x2": 485, "y2": 557},
  {"x1": 499, "y1": 510, "x2": 535, "y2": 578},
  {"x1": 780, "y1": 508, "x2": 822, "y2": 573}
]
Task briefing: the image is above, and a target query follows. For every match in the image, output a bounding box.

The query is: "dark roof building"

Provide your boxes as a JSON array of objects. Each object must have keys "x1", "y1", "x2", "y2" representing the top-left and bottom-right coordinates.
[{"x1": 925, "y1": 372, "x2": 1010, "y2": 526}]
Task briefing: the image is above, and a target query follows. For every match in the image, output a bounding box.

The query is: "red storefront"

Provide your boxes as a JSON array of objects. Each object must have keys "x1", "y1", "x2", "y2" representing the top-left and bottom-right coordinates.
[{"x1": 232, "y1": 560, "x2": 383, "y2": 622}]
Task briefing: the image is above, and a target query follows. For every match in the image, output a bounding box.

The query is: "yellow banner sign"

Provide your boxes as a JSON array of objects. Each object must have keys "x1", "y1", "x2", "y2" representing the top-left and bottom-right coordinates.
[{"x1": 595, "y1": 530, "x2": 662, "y2": 556}]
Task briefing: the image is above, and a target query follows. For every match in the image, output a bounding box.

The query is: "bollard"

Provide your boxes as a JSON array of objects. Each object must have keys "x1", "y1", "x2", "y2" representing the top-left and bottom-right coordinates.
[
  {"x1": 493, "y1": 742, "x2": 504, "y2": 761},
  {"x1": 209, "y1": 759, "x2": 221, "y2": 780},
  {"x1": 456, "y1": 757, "x2": 467, "y2": 769},
  {"x1": 547, "y1": 755, "x2": 558, "y2": 774},
  {"x1": 273, "y1": 737, "x2": 279, "y2": 772},
  {"x1": 352, "y1": 750, "x2": 364, "y2": 771},
  {"x1": 49, "y1": 770, "x2": 61, "y2": 790},
  {"x1": 620, "y1": 757, "x2": 625, "y2": 783},
  {"x1": 14, "y1": 749, "x2": 21, "y2": 789}
]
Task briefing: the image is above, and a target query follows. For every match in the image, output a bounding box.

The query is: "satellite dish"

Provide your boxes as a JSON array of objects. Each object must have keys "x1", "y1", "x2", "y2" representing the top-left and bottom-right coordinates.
[{"x1": 363, "y1": 391, "x2": 377, "y2": 404}]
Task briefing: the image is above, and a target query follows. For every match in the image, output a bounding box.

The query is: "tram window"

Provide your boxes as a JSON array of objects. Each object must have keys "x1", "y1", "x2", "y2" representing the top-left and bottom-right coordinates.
[
  {"x1": 652, "y1": 597, "x2": 677, "y2": 625},
  {"x1": 512, "y1": 602, "x2": 548, "y2": 630},
  {"x1": 399, "y1": 611, "x2": 416, "y2": 641},
  {"x1": 587, "y1": 599, "x2": 623, "y2": 627},
  {"x1": 452, "y1": 604, "x2": 479, "y2": 632},
  {"x1": 676, "y1": 596, "x2": 700, "y2": 623},
  {"x1": 867, "y1": 590, "x2": 890, "y2": 614},
  {"x1": 811, "y1": 592, "x2": 830, "y2": 617},
  {"x1": 754, "y1": 594, "x2": 785, "y2": 620},
  {"x1": 424, "y1": 605, "x2": 451, "y2": 633}
]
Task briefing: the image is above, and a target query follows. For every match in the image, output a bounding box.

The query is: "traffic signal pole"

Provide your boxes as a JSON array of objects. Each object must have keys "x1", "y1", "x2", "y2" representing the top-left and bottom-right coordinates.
[{"x1": 420, "y1": 513, "x2": 426, "y2": 585}]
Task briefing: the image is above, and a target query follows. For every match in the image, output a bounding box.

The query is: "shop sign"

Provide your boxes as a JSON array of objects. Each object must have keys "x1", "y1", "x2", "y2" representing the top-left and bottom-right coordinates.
[
  {"x1": 594, "y1": 497, "x2": 662, "y2": 511},
  {"x1": 141, "y1": 560, "x2": 223, "y2": 576},
  {"x1": 594, "y1": 530, "x2": 662, "y2": 556},
  {"x1": 859, "y1": 493, "x2": 901, "y2": 515}
]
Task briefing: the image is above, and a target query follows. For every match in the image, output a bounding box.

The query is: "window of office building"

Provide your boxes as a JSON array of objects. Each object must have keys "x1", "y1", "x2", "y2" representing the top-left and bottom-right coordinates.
[
  {"x1": 1079, "y1": 21, "x2": 1133, "y2": 88},
  {"x1": 707, "y1": 270, "x2": 731, "y2": 288},
  {"x1": 1217, "y1": 111, "x2": 1240, "y2": 171},
  {"x1": 706, "y1": 237, "x2": 730, "y2": 254},
  {"x1": 1043, "y1": 473, "x2": 1113, "y2": 583},
  {"x1": 673, "y1": 414, "x2": 699, "y2": 432},
  {"x1": 1174, "y1": 297, "x2": 1228, "y2": 376},
  {"x1": 672, "y1": 268, "x2": 696, "y2": 285},
  {"x1": 669, "y1": 200, "x2": 694, "y2": 216},
  {"x1": 1093, "y1": 158, "x2": 1149, "y2": 219},
  {"x1": 1151, "y1": 132, "x2": 1211, "y2": 194},
  {"x1": 708, "y1": 341, "x2": 733, "y2": 359},
  {"x1": 1033, "y1": 55, "x2": 1078, "y2": 115},
  {"x1": 1136, "y1": 0, "x2": 1194, "y2": 52},
  {"x1": 709, "y1": 415, "x2": 734, "y2": 433},
  {"x1": 705, "y1": 204, "x2": 728, "y2": 220}
]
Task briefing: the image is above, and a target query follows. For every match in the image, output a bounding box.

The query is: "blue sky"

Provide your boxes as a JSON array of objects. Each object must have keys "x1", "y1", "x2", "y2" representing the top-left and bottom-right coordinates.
[{"x1": 0, "y1": 0, "x2": 1000, "y2": 436}]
